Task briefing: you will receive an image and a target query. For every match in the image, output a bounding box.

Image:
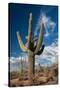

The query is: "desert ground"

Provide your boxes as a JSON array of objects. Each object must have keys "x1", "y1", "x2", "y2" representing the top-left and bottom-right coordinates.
[{"x1": 9, "y1": 63, "x2": 58, "y2": 87}]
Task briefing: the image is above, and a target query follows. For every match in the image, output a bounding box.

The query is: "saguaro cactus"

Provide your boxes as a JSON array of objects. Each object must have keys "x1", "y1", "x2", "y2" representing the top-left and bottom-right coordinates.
[{"x1": 17, "y1": 13, "x2": 45, "y2": 82}]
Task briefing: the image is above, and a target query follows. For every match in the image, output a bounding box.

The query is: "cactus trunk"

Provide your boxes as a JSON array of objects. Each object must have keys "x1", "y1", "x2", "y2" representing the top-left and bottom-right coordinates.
[{"x1": 28, "y1": 54, "x2": 35, "y2": 80}]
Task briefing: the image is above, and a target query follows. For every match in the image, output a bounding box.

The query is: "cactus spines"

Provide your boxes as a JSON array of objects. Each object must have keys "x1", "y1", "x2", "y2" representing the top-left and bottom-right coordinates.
[{"x1": 17, "y1": 13, "x2": 45, "y2": 82}]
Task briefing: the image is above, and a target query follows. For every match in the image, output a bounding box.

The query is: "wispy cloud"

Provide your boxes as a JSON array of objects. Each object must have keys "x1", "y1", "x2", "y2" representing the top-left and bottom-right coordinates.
[{"x1": 34, "y1": 13, "x2": 56, "y2": 37}]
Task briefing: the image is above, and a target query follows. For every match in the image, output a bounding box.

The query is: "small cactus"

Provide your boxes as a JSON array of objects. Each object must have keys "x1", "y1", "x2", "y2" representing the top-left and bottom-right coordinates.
[{"x1": 19, "y1": 57, "x2": 24, "y2": 80}]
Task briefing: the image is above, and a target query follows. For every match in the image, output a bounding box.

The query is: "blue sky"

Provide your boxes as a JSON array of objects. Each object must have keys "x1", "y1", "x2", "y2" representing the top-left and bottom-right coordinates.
[{"x1": 9, "y1": 3, "x2": 58, "y2": 61}]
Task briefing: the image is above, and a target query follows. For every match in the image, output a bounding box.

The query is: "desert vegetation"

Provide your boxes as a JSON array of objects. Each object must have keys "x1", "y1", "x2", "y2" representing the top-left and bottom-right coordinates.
[{"x1": 9, "y1": 63, "x2": 58, "y2": 87}]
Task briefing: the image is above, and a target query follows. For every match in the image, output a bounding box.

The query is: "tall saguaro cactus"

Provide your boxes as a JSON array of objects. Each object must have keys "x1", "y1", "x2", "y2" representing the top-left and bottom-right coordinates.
[{"x1": 17, "y1": 13, "x2": 45, "y2": 82}]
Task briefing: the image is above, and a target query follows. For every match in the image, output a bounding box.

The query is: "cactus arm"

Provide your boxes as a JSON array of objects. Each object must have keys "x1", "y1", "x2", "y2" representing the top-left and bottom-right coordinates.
[
  {"x1": 28, "y1": 13, "x2": 32, "y2": 46},
  {"x1": 36, "y1": 45, "x2": 45, "y2": 55},
  {"x1": 34, "y1": 23, "x2": 44, "y2": 54},
  {"x1": 17, "y1": 32, "x2": 33, "y2": 55}
]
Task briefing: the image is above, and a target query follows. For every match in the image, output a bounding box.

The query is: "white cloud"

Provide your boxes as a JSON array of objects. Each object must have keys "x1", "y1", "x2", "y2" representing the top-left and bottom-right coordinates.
[
  {"x1": 10, "y1": 54, "x2": 28, "y2": 64},
  {"x1": 10, "y1": 57, "x2": 20, "y2": 64},
  {"x1": 35, "y1": 39, "x2": 58, "y2": 66},
  {"x1": 10, "y1": 54, "x2": 29, "y2": 71}
]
